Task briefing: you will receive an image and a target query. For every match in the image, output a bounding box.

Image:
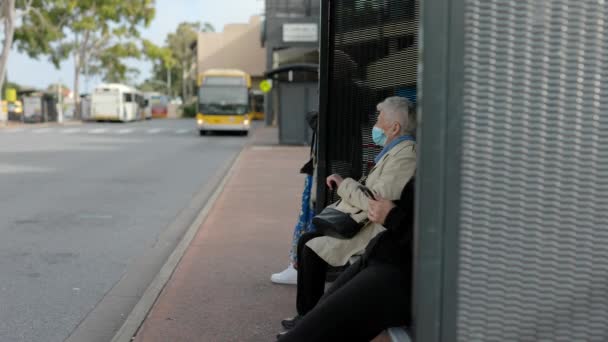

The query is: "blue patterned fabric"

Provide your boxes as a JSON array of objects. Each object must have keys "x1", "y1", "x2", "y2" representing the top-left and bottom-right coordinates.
[{"x1": 289, "y1": 175, "x2": 316, "y2": 264}]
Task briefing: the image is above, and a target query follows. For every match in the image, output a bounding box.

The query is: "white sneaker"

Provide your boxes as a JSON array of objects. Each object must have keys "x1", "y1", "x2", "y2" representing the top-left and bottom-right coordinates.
[{"x1": 271, "y1": 264, "x2": 297, "y2": 285}]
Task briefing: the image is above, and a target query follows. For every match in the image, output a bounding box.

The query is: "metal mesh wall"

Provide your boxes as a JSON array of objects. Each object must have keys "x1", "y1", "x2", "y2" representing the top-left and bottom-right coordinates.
[
  {"x1": 457, "y1": 1, "x2": 608, "y2": 341},
  {"x1": 319, "y1": 0, "x2": 418, "y2": 207},
  {"x1": 266, "y1": 0, "x2": 320, "y2": 18}
]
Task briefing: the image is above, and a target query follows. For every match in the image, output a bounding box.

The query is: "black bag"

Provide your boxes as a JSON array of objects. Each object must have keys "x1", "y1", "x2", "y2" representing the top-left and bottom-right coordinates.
[{"x1": 312, "y1": 206, "x2": 365, "y2": 239}]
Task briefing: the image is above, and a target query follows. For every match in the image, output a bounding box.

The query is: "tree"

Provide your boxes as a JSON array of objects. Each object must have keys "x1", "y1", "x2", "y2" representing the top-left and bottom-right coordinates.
[
  {"x1": 167, "y1": 22, "x2": 202, "y2": 103},
  {"x1": 87, "y1": 40, "x2": 142, "y2": 84},
  {"x1": 0, "y1": 0, "x2": 63, "y2": 110},
  {"x1": 138, "y1": 78, "x2": 166, "y2": 93},
  {"x1": 144, "y1": 21, "x2": 214, "y2": 101},
  {"x1": 5, "y1": 80, "x2": 21, "y2": 92},
  {"x1": 16, "y1": 0, "x2": 155, "y2": 118},
  {"x1": 148, "y1": 57, "x2": 179, "y2": 98},
  {"x1": 0, "y1": 0, "x2": 19, "y2": 100},
  {"x1": 46, "y1": 82, "x2": 69, "y2": 95},
  {"x1": 142, "y1": 39, "x2": 174, "y2": 95}
]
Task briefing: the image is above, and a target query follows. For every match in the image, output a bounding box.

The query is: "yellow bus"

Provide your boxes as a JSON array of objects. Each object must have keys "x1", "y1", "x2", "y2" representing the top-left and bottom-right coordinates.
[
  {"x1": 250, "y1": 90, "x2": 265, "y2": 121},
  {"x1": 196, "y1": 69, "x2": 252, "y2": 135}
]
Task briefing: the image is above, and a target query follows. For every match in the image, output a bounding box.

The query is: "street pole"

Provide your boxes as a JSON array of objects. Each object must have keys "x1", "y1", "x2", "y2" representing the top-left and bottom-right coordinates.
[
  {"x1": 167, "y1": 67, "x2": 172, "y2": 98},
  {"x1": 1, "y1": 98, "x2": 6, "y2": 126},
  {"x1": 2, "y1": 71, "x2": 7, "y2": 126},
  {"x1": 85, "y1": 62, "x2": 89, "y2": 95},
  {"x1": 57, "y1": 80, "x2": 64, "y2": 123}
]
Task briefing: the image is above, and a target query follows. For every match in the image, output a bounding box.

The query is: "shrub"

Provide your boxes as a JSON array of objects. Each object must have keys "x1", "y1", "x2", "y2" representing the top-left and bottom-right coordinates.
[{"x1": 182, "y1": 102, "x2": 197, "y2": 118}]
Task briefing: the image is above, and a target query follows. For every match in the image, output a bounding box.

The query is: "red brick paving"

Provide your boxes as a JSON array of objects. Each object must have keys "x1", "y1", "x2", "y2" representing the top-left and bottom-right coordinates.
[{"x1": 133, "y1": 142, "x2": 307, "y2": 342}]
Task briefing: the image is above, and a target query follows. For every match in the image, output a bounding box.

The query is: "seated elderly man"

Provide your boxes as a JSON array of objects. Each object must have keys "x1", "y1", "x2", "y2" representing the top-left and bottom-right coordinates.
[
  {"x1": 278, "y1": 176, "x2": 416, "y2": 341},
  {"x1": 281, "y1": 96, "x2": 417, "y2": 331}
]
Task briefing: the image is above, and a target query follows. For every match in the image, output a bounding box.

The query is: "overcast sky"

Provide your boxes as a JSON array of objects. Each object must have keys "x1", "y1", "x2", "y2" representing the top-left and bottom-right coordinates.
[{"x1": 7, "y1": 0, "x2": 264, "y2": 92}]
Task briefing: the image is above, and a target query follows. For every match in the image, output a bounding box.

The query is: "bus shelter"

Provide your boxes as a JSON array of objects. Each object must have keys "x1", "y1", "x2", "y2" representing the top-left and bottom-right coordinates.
[{"x1": 316, "y1": 0, "x2": 608, "y2": 341}]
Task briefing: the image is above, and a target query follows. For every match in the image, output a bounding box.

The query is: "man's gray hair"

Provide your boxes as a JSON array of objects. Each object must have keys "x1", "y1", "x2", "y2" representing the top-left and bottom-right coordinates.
[{"x1": 377, "y1": 96, "x2": 417, "y2": 135}]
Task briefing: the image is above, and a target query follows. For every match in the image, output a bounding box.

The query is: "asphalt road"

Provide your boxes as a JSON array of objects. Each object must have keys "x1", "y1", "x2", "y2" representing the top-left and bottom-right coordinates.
[{"x1": 0, "y1": 119, "x2": 252, "y2": 342}]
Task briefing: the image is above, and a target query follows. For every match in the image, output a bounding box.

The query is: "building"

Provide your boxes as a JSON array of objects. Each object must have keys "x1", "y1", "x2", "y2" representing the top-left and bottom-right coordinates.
[
  {"x1": 316, "y1": 1, "x2": 608, "y2": 341},
  {"x1": 261, "y1": 0, "x2": 320, "y2": 143},
  {"x1": 196, "y1": 16, "x2": 266, "y2": 90}
]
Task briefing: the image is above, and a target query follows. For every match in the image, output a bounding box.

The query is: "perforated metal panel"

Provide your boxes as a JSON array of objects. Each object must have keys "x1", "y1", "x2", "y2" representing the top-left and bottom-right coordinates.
[{"x1": 457, "y1": 1, "x2": 608, "y2": 341}]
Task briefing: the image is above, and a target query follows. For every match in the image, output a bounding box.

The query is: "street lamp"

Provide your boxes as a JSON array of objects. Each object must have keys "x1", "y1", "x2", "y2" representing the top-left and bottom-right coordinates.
[{"x1": 57, "y1": 80, "x2": 64, "y2": 123}]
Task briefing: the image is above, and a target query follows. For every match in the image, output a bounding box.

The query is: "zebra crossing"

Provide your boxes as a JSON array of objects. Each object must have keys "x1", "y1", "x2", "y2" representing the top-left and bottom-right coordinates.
[{"x1": 0, "y1": 126, "x2": 197, "y2": 136}]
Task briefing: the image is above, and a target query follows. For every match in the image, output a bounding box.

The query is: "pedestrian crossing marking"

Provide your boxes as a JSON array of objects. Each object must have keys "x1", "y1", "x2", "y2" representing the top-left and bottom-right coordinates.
[
  {"x1": 61, "y1": 128, "x2": 81, "y2": 134},
  {"x1": 89, "y1": 128, "x2": 107, "y2": 134},
  {"x1": 32, "y1": 128, "x2": 52, "y2": 134}
]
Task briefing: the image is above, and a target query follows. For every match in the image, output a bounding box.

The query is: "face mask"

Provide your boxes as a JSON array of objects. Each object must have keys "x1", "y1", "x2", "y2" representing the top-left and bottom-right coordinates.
[{"x1": 372, "y1": 126, "x2": 387, "y2": 146}]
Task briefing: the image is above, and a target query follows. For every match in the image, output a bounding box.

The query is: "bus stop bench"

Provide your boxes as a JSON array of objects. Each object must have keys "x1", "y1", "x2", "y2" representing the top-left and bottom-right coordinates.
[
  {"x1": 387, "y1": 327, "x2": 411, "y2": 342},
  {"x1": 347, "y1": 255, "x2": 411, "y2": 342}
]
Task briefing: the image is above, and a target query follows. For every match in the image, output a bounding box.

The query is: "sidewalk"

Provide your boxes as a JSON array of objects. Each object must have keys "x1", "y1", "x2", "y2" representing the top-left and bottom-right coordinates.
[{"x1": 132, "y1": 126, "x2": 307, "y2": 341}]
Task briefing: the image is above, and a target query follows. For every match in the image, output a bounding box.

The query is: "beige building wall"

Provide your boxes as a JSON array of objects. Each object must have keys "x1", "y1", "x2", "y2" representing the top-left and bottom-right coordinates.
[{"x1": 197, "y1": 16, "x2": 266, "y2": 81}]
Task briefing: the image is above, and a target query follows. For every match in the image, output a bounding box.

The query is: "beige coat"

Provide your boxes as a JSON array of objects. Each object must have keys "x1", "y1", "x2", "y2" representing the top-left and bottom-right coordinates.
[{"x1": 306, "y1": 140, "x2": 416, "y2": 266}]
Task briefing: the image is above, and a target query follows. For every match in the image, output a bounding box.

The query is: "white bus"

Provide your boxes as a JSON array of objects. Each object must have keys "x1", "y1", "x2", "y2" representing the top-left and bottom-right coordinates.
[{"x1": 91, "y1": 83, "x2": 145, "y2": 122}]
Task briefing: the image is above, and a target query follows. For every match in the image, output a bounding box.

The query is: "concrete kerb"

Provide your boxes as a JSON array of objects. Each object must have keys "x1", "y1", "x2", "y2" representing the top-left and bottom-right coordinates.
[{"x1": 110, "y1": 147, "x2": 246, "y2": 342}]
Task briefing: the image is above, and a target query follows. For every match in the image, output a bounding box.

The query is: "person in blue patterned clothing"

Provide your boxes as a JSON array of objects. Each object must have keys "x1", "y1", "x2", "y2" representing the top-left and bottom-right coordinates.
[{"x1": 270, "y1": 112, "x2": 318, "y2": 285}]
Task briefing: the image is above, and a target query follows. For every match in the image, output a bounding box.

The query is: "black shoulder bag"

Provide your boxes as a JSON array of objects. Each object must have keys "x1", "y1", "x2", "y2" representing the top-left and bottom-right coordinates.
[{"x1": 312, "y1": 203, "x2": 365, "y2": 239}]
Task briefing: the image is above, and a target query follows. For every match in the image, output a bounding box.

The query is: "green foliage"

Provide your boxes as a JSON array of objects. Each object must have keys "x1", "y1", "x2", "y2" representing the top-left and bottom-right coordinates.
[
  {"x1": 13, "y1": 0, "x2": 66, "y2": 63},
  {"x1": 10, "y1": 2, "x2": 220, "y2": 104},
  {"x1": 182, "y1": 102, "x2": 197, "y2": 118},
  {"x1": 138, "y1": 79, "x2": 166, "y2": 92},
  {"x1": 143, "y1": 39, "x2": 175, "y2": 68},
  {"x1": 92, "y1": 41, "x2": 143, "y2": 83},
  {"x1": 14, "y1": 0, "x2": 155, "y2": 84},
  {"x1": 5, "y1": 81, "x2": 22, "y2": 92},
  {"x1": 166, "y1": 22, "x2": 200, "y2": 68},
  {"x1": 145, "y1": 21, "x2": 214, "y2": 100}
]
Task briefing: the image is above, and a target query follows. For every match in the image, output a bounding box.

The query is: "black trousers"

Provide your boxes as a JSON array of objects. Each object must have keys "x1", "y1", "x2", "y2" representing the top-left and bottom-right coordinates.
[
  {"x1": 282, "y1": 256, "x2": 411, "y2": 342},
  {"x1": 296, "y1": 232, "x2": 326, "y2": 316},
  {"x1": 289, "y1": 232, "x2": 411, "y2": 341}
]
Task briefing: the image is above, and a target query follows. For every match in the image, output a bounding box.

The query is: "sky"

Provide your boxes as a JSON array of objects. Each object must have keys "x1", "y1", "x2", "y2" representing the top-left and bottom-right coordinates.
[{"x1": 7, "y1": 0, "x2": 264, "y2": 92}]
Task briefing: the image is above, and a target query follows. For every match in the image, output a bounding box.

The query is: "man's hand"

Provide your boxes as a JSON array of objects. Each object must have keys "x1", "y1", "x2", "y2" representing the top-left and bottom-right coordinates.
[
  {"x1": 326, "y1": 174, "x2": 344, "y2": 190},
  {"x1": 368, "y1": 194, "x2": 396, "y2": 225}
]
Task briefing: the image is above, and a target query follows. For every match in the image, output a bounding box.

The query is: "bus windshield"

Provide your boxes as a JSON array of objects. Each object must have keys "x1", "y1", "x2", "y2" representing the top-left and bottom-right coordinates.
[
  {"x1": 199, "y1": 86, "x2": 249, "y2": 115},
  {"x1": 203, "y1": 76, "x2": 247, "y2": 86}
]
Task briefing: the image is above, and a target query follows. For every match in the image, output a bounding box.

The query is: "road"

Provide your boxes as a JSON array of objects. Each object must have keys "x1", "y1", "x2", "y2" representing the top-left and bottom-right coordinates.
[{"x1": 0, "y1": 119, "x2": 252, "y2": 342}]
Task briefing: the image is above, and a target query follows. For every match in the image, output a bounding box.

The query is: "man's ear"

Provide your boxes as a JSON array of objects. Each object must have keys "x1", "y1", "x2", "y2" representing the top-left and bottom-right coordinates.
[{"x1": 391, "y1": 122, "x2": 401, "y2": 136}]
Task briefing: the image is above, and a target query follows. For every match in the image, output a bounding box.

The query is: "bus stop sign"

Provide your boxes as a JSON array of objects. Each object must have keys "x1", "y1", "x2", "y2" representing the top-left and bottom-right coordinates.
[{"x1": 259, "y1": 80, "x2": 272, "y2": 93}]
